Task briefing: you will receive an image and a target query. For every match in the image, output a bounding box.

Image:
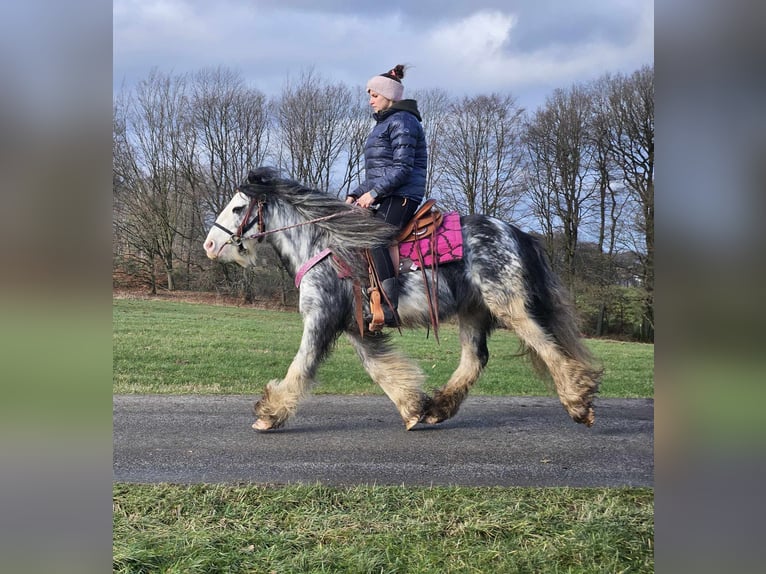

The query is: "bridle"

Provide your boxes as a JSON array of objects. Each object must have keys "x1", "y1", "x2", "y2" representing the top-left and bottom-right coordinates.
[{"x1": 213, "y1": 194, "x2": 265, "y2": 256}]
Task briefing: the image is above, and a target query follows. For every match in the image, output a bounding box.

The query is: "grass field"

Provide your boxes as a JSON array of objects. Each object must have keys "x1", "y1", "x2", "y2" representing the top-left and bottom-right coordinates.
[
  {"x1": 113, "y1": 297, "x2": 654, "y2": 398},
  {"x1": 113, "y1": 296, "x2": 654, "y2": 573},
  {"x1": 114, "y1": 483, "x2": 653, "y2": 574}
]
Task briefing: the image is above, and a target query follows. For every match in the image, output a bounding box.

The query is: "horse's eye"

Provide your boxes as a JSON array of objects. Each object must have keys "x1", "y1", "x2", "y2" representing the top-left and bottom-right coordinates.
[{"x1": 232, "y1": 205, "x2": 245, "y2": 215}]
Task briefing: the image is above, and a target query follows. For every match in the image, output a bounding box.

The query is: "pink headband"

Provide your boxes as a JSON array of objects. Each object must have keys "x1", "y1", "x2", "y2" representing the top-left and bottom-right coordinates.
[{"x1": 366, "y1": 74, "x2": 404, "y2": 102}]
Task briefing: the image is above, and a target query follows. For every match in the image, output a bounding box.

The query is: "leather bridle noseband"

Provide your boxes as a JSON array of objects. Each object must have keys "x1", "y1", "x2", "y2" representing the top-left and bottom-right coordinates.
[{"x1": 213, "y1": 194, "x2": 265, "y2": 255}]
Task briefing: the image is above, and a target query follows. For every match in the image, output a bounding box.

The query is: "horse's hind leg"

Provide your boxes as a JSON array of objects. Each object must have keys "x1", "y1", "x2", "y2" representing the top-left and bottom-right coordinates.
[
  {"x1": 346, "y1": 331, "x2": 431, "y2": 430},
  {"x1": 491, "y1": 292, "x2": 599, "y2": 426},
  {"x1": 424, "y1": 311, "x2": 491, "y2": 424}
]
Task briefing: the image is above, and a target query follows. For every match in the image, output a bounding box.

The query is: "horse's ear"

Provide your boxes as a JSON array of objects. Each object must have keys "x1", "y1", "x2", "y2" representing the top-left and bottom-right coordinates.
[{"x1": 239, "y1": 166, "x2": 279, "y2": 197}]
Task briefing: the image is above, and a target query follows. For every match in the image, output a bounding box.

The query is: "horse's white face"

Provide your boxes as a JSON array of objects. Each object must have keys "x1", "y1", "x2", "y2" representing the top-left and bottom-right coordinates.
[{"x1": 203, "y1": 192, "x2": 254, "y2": 266}]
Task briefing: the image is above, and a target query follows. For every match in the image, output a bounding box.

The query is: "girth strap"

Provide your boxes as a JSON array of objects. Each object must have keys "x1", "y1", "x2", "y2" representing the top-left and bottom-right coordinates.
[{"x1": 294, "y1": 247, "x2": 366, "y2": 337}]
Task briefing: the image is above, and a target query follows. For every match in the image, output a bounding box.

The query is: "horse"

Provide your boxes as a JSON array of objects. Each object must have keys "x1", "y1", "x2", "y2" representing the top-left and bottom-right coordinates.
[{"x1": 203, "y1": 167, "x2": 601, "y2": 431}]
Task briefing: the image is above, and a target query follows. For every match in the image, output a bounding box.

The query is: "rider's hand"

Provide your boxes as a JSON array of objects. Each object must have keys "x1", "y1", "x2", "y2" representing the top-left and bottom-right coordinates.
[{"x1": 355, "y1": 192, "x2": 376, "y2": 208}]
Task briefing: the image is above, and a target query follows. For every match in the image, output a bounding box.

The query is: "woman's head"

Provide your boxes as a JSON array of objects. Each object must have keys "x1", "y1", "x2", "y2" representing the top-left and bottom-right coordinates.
[{"x1": 366, "y1": 64, "x2": 406, "y2": 112}]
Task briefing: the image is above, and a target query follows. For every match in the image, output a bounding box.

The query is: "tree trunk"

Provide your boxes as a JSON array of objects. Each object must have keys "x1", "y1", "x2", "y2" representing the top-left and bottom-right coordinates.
[
  {"x1": 149, "y1": 256, "x2": 157, "y2": 295},
  {"x1": 280, "y1": 266, "x2": 288, "y2": 306},
  {"x1": 596, "y1": 302, "x2": 606, "y2": 337},
  {"x1": 164, "y1": 255, "x2": 175, "y2": 291}
]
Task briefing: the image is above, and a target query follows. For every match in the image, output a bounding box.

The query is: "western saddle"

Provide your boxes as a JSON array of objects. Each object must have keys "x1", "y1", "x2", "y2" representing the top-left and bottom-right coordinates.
[{"x1": 365, "y1": 199, "x2": 444, "y2": 338}]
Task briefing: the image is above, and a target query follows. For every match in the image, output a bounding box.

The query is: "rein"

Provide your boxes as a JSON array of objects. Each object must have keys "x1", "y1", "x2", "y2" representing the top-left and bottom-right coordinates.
[
  {"x1": 214, "y1": 197, "x2": 354, "y2": 257},
  {"x1": 246, "y1": 209, "x2": 352, "y2": 242}
]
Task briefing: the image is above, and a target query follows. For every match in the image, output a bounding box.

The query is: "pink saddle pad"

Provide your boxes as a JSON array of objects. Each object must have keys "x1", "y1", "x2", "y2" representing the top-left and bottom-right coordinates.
[{"x1": 398, "y1": 212, "x2": 463, "y2": 271}]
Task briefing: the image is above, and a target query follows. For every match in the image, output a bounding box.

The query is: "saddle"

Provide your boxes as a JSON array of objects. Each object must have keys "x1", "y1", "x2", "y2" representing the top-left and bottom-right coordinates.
[
  {"x1": 366, "y1": 199, "x2": 444, "y2": 338},
  {"x1": 395, "y1": 199, "x2": 443, "y2": 243}
]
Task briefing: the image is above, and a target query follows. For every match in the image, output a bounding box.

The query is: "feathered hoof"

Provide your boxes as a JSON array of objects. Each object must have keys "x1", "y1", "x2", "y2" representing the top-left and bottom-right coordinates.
[
  {"x1": 422, "y1": 407, "x2": 448, "y2": 425},
  {"x1": 422, "y1": 415, "x2": 444, "y2": 425},
  {"x1": 252, "y1": 393, "x2": 289, "y2": 431},
  {"x1": 421, "y1": 389, "x2": 459, "y2": 425},
  {"x1": 572, "y1": 406, "x2": 595, "y2": 427},
  {"x1": 404, "y1": 414, "x2": 424, "y2": 430},
  {"x1": 403, "y1": 394, "x2": 434, "y2": 430},
  {"x1": 252, "y1": 418, "x2": 275, "y2": 431}
]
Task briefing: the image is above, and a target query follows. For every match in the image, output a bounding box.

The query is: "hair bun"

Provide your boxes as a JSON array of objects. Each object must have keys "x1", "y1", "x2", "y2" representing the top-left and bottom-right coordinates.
[{"x1": 390, "y1": 64, "x2": 406, "y2": 80}]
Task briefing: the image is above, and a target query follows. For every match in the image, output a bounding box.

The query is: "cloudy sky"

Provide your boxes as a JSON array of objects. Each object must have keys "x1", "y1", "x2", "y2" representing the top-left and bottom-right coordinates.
[{"x1": 113, "y1": 0, "x2": 653, "y2": 111}]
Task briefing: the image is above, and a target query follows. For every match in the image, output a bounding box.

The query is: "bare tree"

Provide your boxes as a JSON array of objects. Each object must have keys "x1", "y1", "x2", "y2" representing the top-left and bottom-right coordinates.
[
  {"x1": 185, "y1": 67, "x2": 274, "y2": 300},
  {"x1": 412, "y1": 88, "x2": 453, "y2": 200},
  {"x1": 437, "y1": 94, "x2": 525, "y2": 219},
  {"x1": 588, "y1": 76, "x2": 623, "y2": 257},
  {"x1": 606, "y1": 65, "x2": 654, "y2": 340},
  {"x1": 585, "y1": 75, "x2": 635, "y2": 335},
  {"x1": 275, "y1": 68, "x2": 355, "y2": 192},
  {"x1": 523, "y1": 85, "x2": 599, "y2": 290},
  {"x1": 113, "y1": 69, "x2": 197, "y2": 292},
  {"x1": 336, "y1": 88, "x2": 373, "y2": 198},
  {"x1": 192, "y1": 67, "x2": 271, "y2": 219}
]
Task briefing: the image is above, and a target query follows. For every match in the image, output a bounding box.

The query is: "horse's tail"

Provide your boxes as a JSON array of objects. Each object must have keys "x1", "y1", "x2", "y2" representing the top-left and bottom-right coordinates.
[
  {"x1": 510, "y1": 228, "x2": 602, "y2": 425},
  {"x1": 514, "y1": 230, "x2": 593, "y2": 369}
]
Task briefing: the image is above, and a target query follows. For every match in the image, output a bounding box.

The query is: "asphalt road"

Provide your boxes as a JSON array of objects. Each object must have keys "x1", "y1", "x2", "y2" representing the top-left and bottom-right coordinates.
[{"x1": 113, "y1": 394, "x2": 653, "y2": 487}]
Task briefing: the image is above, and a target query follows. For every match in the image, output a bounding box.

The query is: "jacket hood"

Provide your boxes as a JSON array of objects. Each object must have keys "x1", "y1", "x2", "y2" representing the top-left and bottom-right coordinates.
[{"x1": 374, "y1": 99, "x2": 422, "y2": 122}]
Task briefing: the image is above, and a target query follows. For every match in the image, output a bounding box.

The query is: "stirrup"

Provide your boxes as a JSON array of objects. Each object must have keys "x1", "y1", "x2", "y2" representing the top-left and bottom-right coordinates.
[{"x1": 368, "y1": 288, "x2": 385, "y2": 331}]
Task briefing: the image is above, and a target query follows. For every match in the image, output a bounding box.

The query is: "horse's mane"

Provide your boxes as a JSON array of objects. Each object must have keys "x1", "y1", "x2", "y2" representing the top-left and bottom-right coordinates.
[{"x1": 238, "y1": 167, "x2": 397, "y2": 278}]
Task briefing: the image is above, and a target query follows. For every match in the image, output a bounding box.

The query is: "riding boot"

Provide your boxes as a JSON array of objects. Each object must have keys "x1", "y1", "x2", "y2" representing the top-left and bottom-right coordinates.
[
  {"x1": 366, "y1": 245, "x2": 399, "y2": 332},
  {"x1": 380, "y1": 276, "x2": 400, "y2": 327}
]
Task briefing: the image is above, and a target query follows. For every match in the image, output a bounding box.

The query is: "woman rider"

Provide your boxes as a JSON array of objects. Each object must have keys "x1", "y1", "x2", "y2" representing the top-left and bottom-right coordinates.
[{"x1": 346, "y1": 64, "x2": 428, "y2": 330}]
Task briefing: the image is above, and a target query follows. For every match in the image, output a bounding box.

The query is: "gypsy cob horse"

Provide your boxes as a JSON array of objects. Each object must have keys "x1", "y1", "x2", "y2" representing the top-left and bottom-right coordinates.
[{"x1": 203, "y1": 167, "x2": 601, "y2": 431}]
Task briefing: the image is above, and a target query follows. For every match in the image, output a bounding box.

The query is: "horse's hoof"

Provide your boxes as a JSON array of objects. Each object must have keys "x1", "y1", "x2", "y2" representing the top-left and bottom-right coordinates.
[
  {"x1": 422, "y1": 415, "x2": 443, "y2": 425},
  {"x1": 405, "y1": 418, "x2": 418, "y2": 430},
  {"x1": 252, "y1": 419, "x2": 273, "y2": 431},
  {"x1": 573, "y1": 407, "x2": 595, "y2": 427},
  {"x1": 405, "y1": 412, "x2": 428, "y2": 430}
]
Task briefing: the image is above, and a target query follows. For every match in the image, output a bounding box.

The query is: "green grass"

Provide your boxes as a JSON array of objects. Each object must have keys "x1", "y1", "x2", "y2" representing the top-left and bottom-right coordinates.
[
  {"x1": 113, "y1": 483, "x2": 654, "y2": 574},
  {"x1": 113, "y1": 297, "x2": 653, "y2": 398}
]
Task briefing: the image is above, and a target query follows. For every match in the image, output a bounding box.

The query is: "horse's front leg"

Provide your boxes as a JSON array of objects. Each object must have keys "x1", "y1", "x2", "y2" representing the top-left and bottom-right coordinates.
[
  {"x1": 252, "y1": 313, "x2": 337, "y2": 431},
  {"x1": 424, "y1": 310, "x2": 491, "y2": 424},
  {"x1": 346, "y1": 330, "x2": 432, "y2": 430}
]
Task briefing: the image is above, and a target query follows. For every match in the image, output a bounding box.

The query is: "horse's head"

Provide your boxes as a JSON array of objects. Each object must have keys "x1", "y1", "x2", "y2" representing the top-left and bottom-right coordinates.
[
  {"x1": 203, "y1": 167, "x2": 278, "y2": 266},
  {"x1": 203, "y1": 191, "x2": 258, "y2": 266}
]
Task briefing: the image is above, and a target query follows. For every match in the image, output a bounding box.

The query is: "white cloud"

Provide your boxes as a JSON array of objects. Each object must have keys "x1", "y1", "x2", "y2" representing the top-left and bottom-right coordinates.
[
  {"x1": 515, "y1": 0, "x2": 653, "y2": 87},
  {"x1": 427, "y1": 11, "x2": 517, "y2": 62},
  {"x1": 415, "y1": 5, "x2": 652, "y2": 99},
  {"x1": 113, "y1": 1, "x2": 653, "y2": 110}
]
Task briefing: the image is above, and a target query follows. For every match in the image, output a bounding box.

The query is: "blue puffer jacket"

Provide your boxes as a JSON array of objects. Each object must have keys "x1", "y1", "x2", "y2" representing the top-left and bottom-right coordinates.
[{"x1": 350, "y1": 99, "x2": 427, "y2": 203}]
